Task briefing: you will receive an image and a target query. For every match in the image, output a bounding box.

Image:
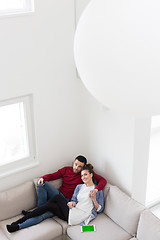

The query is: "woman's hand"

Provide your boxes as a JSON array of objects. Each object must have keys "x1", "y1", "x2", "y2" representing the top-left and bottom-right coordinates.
[
  {"x1": 89, "y1": 190, "x2": 100, "y2": 211},
  {"x1": 89, "y1": 189, "x2": 97, "y2": 200},
  {"x1": 67, "y1": 201, "x2": 76, "y2": 208}
]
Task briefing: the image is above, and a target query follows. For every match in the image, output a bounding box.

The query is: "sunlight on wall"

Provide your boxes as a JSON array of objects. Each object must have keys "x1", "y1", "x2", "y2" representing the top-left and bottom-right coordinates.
[{"x1": 146, "y1": 115, "x2": 160, "y2": 206}]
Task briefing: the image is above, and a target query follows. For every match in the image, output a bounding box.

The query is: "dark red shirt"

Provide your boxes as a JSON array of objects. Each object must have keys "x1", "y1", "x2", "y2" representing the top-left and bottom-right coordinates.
[{"x1": 41, "y1": 166, "x2": 107, "y2": 200}]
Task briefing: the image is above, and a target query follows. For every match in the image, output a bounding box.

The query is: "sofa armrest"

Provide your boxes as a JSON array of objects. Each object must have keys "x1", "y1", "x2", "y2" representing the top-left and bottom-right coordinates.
[
  {"x1": 137, "y1": 209, "x2": 160, "y2": 240},
  {"x1": 104, "y1": 186, "x2": 145, "y2": 236}
]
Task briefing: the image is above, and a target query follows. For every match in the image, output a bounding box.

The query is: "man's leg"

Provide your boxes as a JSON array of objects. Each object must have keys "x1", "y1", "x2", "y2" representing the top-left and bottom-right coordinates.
[
  {"x1": 19, "y1": 211, "x2": 54, "y2": 229},
  {"x1": 37, "y1": 181, "x2": 59, "y2": 207}
]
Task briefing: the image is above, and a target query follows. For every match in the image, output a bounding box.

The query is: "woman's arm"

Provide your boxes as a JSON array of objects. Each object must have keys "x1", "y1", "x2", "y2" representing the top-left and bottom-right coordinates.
[
  {"x1": 90, "y1": 190, "x2": 104, "y2": 212},
  {"x1": 67, "y1": 201, "x2": 76, "y2": 208},
  {"x1": 70, "y1": 184, "x2": 82, "y2": 203},
  {"x1": 68, "y1": 184, "x2": 82, "y2": 208},
  {"x1": 90, "y1": 194, "x2": 100, "y2": 211}
]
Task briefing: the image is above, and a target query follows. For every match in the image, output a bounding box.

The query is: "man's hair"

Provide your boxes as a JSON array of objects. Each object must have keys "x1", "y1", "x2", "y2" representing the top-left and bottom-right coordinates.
[{"x1": 75, "y1": 155, "x2": 87, "y2": 165}]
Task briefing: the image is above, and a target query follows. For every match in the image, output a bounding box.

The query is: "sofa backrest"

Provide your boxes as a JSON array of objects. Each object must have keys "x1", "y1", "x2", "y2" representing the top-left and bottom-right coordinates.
[
  {"x1": 137, "y1": 209, "x2": 160, "y2": 240},
  {"x1": 0, "y1": 181, "x2": 37, "y2": 221},
  {"x1": 102, "y1": 182, "x2": 111, "y2": 200},
  {"x1": 33, "y1": 178, "x2": 62, "y2": 191},
  {"x1": 104, "y1": 186, "x2": 145, "y2": 237}
]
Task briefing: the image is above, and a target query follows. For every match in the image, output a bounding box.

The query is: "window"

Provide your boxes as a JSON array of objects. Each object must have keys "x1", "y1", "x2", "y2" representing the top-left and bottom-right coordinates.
[
  {"x1": 0, "y1": 102, "x2": 28, "y2": 165},
  {"x1": 0, "y1": 0, "x2": 34, "y2": 16},
  {"x1": 0, "y1": 95, "x2": 37, "y2": 178}
]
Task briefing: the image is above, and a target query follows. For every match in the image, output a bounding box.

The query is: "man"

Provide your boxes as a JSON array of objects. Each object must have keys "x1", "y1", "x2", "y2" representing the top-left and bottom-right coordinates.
[
  {"x1": 6, "y1": 159, "x2": 106, "y2": 232},
  {"x1": 21, "y1": 155, "x2": 107, "y2": 227},
  {"x1": 37, "y1": 155, "x2": 107, "y2": 204}
]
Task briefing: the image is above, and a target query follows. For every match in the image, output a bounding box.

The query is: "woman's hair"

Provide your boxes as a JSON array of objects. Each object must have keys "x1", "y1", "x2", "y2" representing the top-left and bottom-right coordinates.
[
  {"x1": 75, "y1": 155, "x2": 87, "y2": 165},
  {"x1": 81, "y1": 163, "x2": 95, "y2": 181}
]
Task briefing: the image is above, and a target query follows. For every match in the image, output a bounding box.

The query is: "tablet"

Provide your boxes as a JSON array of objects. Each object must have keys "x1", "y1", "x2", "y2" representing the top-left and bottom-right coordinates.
[{"x1": 81, "y1": 225, "x2": 96, "y2": 232}]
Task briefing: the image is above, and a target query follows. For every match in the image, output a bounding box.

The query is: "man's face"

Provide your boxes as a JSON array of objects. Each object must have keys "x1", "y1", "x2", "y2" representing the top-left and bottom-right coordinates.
[{"x1": 73, "y1": 159, "x2": 84, "y2": 173}]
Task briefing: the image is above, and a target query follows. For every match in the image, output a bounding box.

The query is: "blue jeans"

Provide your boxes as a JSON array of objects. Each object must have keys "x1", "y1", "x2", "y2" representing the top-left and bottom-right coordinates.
[
  {"x1": 19, "y1": 211, "x2": 54, "y2": 229},
  {"x1": 19, "y1": 181, "x2": 62, "y2": 230},
  {"x1": 37, "y1": 181, "x2": 59, "y2": 207}
]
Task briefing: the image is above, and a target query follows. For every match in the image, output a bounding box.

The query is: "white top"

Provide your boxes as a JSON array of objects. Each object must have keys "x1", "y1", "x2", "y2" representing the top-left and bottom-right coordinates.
[{"x1": 68, "y1": 185, "x2": 95, "y2": 225}]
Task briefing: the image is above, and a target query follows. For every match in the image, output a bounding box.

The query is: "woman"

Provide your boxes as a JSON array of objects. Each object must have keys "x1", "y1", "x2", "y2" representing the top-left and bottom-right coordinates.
[{"x1": 6, "y1": 164, "x2": 104, "y2": 232}]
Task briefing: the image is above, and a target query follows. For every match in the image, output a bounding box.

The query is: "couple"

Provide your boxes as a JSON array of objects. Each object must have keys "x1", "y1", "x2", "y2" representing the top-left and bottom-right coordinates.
[{"x1": 7, "y1": 155, "x2": 107, "y2": 232}]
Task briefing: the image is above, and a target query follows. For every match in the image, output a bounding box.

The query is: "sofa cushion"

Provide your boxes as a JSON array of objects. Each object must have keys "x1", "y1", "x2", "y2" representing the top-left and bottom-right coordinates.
[
  {"x1": 0, "y1": 228, "x2": 9, "y2": 240},
  {"x1": 104, "y1": 186, "x2": 145, "y2": 236},
  {"x1": 67, "y1": 213, "x2": 132, "y2": 240},
  {"x1": 0, "y1": 215, "x2": 62, "y2": 240},
  {"x1": 0, "y1": 181, "x2": 37, "y2": 221},
  {"x1": 137, "y1": 209, "x2": 160, "y2": 240},
  {"x1": 53, "y1": 216, "x2": 68, "y2": 234}
]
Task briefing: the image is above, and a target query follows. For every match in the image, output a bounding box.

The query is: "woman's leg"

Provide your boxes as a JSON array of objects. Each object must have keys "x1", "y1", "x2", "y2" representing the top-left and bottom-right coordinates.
[
  {"x1": 6, "y1": 195, "x2": 69, "y2": 232},
  {"x1": 11, "y1": 204, "x2": 55, "y2": 225},
  {"x1": 12, "y1": 195, "x2": 69, "y2": 225},
  {"x1": 19, "y1": 211, "x2": 54, "y2": 229},
  {"x1": 6, "y1": 204, "x2": 56, "y2": 233},
  {"x1": 50, "y1": 194, "x2": 69, "y2": 221}
]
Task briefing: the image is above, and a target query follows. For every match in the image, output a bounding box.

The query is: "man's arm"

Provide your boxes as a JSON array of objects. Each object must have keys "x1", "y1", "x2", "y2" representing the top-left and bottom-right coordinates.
[
  {"x1": 94, "y1": 173, "x2": 107, "y2": 192},
  {"x1": 38, "y1": 168, "x2": 65, "y2": 184}
]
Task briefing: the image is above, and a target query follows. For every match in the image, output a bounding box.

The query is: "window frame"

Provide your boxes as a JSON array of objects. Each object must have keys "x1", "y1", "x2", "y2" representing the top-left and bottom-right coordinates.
[
  {"x1": 0, "y1": 0, "x2": 35, "y2": 17},
  {"x1": 0, "y1": 94, "x2": 38, "y2": 178}
]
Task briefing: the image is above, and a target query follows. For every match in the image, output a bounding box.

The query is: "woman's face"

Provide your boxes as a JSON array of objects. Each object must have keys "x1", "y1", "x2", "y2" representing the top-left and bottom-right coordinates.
[{"x1": 81, "y1": 170, "x2": 93, "y2": 184}]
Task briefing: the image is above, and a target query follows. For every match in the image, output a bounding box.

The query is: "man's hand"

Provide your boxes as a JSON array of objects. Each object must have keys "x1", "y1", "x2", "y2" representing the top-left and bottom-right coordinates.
[
  {"x1": 67, "y1": 201, "x2": 76, "y2": 209},
  {"x1": 38, "y1": 178, "x2": 45, "y2": 185}
]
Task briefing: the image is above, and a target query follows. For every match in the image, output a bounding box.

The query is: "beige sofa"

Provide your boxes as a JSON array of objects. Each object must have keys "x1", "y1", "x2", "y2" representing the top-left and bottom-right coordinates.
[{"x1": 0, "y1": 178, "x2": 160, "y2": 240}]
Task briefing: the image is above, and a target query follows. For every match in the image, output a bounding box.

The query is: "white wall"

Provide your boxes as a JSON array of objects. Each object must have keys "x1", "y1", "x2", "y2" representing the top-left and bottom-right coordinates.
[
  {"x1": 74, "y1": 0, "x2": 152, "y2": 202},
  {"x1": 0, "y1": 0, "x2": 150, "y2": 204},
  {"x1": 78, "y1": 86, "x2": 135, "y2": 195},
  {"x1": 146, "y1": 116, "x2": 160, "y2": 206},
  {"x1": 0, "y1": 0, "x2": 87, "y2": 191},
  {"x1": 74, "y1": 0, "x2": 135, "y2": 195},
  {"x1": 132, "y1": 117, "x2": 151, "y2": 204}
]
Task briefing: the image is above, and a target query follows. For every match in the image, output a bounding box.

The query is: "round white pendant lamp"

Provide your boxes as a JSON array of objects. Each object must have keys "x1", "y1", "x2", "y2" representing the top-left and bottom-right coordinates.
[{"x1": 74, "y1": 0, "x2": 160, "y2": 116}]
